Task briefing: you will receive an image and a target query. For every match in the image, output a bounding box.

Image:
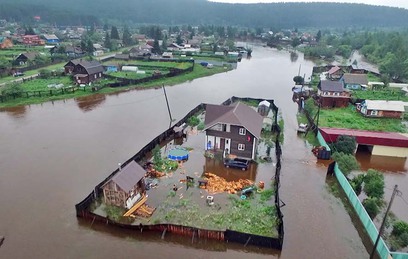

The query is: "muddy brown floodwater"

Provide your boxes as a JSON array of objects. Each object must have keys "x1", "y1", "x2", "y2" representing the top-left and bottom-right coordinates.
[{"x1": 2, "y1": 46, "x2": 402, "y2": 259}]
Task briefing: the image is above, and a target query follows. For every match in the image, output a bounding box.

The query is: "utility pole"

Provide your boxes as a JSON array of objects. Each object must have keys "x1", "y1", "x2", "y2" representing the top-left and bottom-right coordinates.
[
  {"x1": 162, "y1": 84, "x2": 173, "y2": 123},
  {"x1": 370, "y1": 184, "x2": 398, "y2": 259}
]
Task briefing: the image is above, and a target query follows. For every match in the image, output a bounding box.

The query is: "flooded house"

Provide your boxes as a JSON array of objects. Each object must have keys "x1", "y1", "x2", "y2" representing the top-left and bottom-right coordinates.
[
  {"x1": 101, "y1": 161, "x2": 146, "y2": 209},
  {"x1": 203, "y1": 102, "x2": 263, "y2": 160},
  {"x1": 317, "y1": 80, "x2": 351, "y2": 108}
]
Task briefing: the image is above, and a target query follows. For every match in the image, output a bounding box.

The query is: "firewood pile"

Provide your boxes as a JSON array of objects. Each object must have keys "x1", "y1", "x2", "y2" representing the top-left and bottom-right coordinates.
[
  {"x1": 204, "y1": 172, "x2": 254, "y2": 194},
  {"x1": 134, "y1": 204, "x2": 156, "y2": 218},
  {"x1": 146, "y1": 169, "x2": 165, "y2": 178}
]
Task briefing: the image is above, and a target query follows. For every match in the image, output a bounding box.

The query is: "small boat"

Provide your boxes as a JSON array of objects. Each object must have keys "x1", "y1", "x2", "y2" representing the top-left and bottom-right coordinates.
[{"x1": 297, "y1": 123, "x2": 308, "y2": 133}]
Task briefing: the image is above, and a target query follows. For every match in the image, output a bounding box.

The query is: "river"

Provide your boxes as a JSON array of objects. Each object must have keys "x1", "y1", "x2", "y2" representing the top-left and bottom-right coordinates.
[{"x1": 1, "y1": 46, "x2": 396, "y2": 258}]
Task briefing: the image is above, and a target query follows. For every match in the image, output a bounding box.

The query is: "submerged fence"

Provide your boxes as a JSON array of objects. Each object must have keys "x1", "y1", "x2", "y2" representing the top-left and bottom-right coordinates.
[
  {"x1": 318, "y1": 133, "x2": 407, "y2": 259},
  {"x1": 75, "y1": 96, "x2": 284, "y2": 250}
]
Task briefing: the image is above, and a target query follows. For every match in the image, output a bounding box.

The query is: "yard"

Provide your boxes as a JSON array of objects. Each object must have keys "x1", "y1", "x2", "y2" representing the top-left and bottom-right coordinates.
[
  {"x1": 92, "y1": 110, "x2": 279, "y2": 238},
  {"x1": 318, "y1": 105, "x2": 407, "y2": 132}
]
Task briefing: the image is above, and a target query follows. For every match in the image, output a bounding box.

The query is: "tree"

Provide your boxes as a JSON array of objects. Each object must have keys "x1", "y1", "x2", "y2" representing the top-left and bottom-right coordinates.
[
  {"x1": 291, "y1": 37, "x2": 301, "y2": 48},
  {"x1": 392, "y1": 221, "x2": 408, "y2": 236},
  {"x1": 316, "y1": 30, "x2": 322, "y2": 42},
  {"x1": 293, "y1": 75, "x2": 304, "y2": 85},
  {"x1": 161, "y1": 35, "x2": 167, "y2": 52},
  {"x1": 362, "y1": 197, "x2": 381, "y2": 219},
  {"x1": 176, "y1": 34, "x2": 183, "y2": 45},
  {"x1": 122, "y1": 25, "x2": 133, "y2": 46},
  {"x1": 86, "y1": 38, "x2": 94, "y2": 55},
  {"x1": 111, "y1": 26, "x2": 120, "y2": 40},
  {"x1": 152, "y1": 39, "x2": 161, "y2": 55},
  {"x1": 38, "y1": 69, "x2": 52, "y2": 79},
  {"x1": 25, "y1": 26, "x2": 35, "y2": 35},
  {"x1": 331, "y1": 152, "x2": 360, "y2": 176},
  {"x1": 187, "y1": 116, "x2": 200, "y2": 128},
  {"x1": 363, "y1": 169, "x2": 384, "y2": 199},
  {"x1": 104, "y1": 31, "x2": 112, "y2": 50},
  {"x1": 350, "y1": 174, "x2": 365, "y2": 196},
  {"x1": 330, "y1": 135, "x2": 356, "y2": 155}
]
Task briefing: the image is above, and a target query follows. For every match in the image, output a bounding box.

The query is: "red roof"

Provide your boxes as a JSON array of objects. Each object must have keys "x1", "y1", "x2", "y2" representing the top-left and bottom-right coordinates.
[{"x1": 319, "y1": 127, "x2": 408, "y2": 148}]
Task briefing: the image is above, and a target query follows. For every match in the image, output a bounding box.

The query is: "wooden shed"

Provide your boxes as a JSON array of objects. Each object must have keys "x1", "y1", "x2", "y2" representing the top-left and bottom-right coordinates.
[{"x1": 102, "y1": 161, "x2": 146, "y2": 209}]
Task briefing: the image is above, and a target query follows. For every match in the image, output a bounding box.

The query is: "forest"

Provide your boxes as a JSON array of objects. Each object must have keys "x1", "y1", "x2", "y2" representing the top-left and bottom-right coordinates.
[{"x1": 2, "y1": 0, "x2": 408, "y2": 28}]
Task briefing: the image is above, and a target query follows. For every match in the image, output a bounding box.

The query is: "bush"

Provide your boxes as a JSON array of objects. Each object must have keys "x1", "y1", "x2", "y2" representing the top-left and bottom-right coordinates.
[
  {"x1": 330, "y1": 135, "x2": 357, "y2": 155},
  {"x1": 1, "y1": 83, "x2": 24, "y2": 97},
  {"x1": 332, "y1": 152, "x2": 360, "y2": 176},
  {"x1": 392, "y1": 221, "x2": 408, "y2": 236},
  {"x1": 187, "y1": 115, "x2": 200, "y2": 127},
  {"x1": 350, "y1": 174, "x2": 365, "y2": 196},
  {"x1": 362, "y1": 197, "x2": 381, "y2": 218},
  {"x1": 363, "y1": 169, "x2": 384, "y2": 199},
  {"x1": 38, "y1": 69, "x2": 52, "y2": 79}
]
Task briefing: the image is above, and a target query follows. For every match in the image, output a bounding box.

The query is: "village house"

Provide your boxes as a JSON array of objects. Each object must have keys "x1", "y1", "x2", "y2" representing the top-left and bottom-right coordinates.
[
  {"x1": 327, "y1": 66, "x2": 345, "y2": 80},
  {"x1": 0, "y1": 36, "x2": 13, "y2": 49},
  {"x1": 64, "y1": 59, "x2": 104, "y2": 84},
  {"x1": 317, "y1": 80, "x2": 351, "y2": 108},
  {"x1": 43, "y1": 34, "x2": 60, "y2": 44},
  {"x1": 101, "y1": 161, "x2": 146, "y2": 209},
  {"x1": 92, "y1": 43, "x2": 105, "y2": 56},
  {"x1": 357, "y1": 100, "x2": 407, "y2": 119},
  {"x1": 341, "y1": 73, "x2": 369, "y2": 90},
  {"x1": 22, "y1": 35, "x2": 44, "y2": 45},
  {"x1": 15, "y1": 52, "x2": 39, "y2": 65},
  {"x1": 203, "y1": 102, "x2": 263, "y2": 160}
]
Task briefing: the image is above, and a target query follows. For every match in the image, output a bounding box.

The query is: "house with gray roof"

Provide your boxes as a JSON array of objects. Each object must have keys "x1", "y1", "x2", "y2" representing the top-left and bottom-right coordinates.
[
  {"x1": 203, "y1": 102, "x2": 263, "y2": 160},
  {"x1": 64, "y1": 59, "x2": 104, "y2": 85},
  {"x1": 101, "y1": 161, "x2": 146, "y2": 208},
  {"x1": 340, "y1": 73, "x2": 368, "y2": 90},
  {"x1": 357, "y1": 100, "x2": 408, "y2": 119},
  {"x1": 317, "y1": 80, "x2": 351, "y2": 108}
]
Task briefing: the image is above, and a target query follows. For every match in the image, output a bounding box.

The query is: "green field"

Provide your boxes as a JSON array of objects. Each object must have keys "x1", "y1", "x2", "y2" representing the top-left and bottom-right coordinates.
[
  {"x1": 352, "y1": 89, "x2": 408, "y2": 102},
  {"x1": 19, "y1": 77, "x2": 73, "y2": 91},
  {"x1": 318, "y1": 105, "x2": 407, "y2": 133}
]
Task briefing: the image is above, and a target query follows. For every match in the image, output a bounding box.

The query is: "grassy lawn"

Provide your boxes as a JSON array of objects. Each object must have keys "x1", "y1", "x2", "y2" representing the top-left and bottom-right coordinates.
[
  {"x1": 318, "y1": 105, "x2": 407, "y2": 133},
  {"x1": 352, "y1": 89, "x2": 408, "y2": 102},
  {"x1": 106, "y1": 71, "x2": 155, "y2": 80},
  {"x1": 19, "y1": 76, "x2": 73, "y2": 91},
  {"x1": 111, "y1": 60, "x2": 193, "y2": 69}
]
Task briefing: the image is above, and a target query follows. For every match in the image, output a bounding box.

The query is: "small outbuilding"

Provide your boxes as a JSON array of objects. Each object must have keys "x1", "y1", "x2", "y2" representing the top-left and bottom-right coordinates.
[{"x1": 101, "y1": 161, "x2": 146, "y2": 209}]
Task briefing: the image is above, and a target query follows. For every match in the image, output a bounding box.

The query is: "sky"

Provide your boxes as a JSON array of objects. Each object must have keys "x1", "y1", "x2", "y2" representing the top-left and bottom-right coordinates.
[{"x1": 208, "y1": 0, "x2": 408, "y2": 10}]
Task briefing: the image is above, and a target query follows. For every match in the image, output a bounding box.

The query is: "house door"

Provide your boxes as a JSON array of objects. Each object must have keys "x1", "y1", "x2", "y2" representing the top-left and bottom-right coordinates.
[{"x1": 220, "y1": 138, "x2": 225, "y2": 150}]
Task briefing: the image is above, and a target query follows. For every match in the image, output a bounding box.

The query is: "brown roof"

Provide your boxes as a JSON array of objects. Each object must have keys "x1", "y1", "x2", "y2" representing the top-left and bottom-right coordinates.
[
  {"x1": 342, "y1": 73, "x2": 368, "y2": 85},
  {"x1": 204, "y1": 102, "x2": 263, "y2": 139},
  {"x1": 105, "y1": 161, "x2": 145, "y2": 193},
  {"x1": 327, "y1": 66, "x2": 342, "y2": 75},
  {"x1": 18, "y1": 52, "x2": 39, "y2": 60}
]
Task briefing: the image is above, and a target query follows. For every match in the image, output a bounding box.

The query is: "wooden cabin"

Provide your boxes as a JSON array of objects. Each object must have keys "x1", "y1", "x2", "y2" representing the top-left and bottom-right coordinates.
[
  {"x1": 101, "y1": 161, "x2": 146, "y2": 209},
  {"x1": 317, "y1": 80, "x2": 351, "y2": 108}
]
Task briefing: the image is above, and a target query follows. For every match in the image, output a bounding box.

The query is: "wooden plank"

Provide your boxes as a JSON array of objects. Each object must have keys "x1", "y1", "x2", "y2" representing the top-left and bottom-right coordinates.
[{"x1": 122, "y1": 194, "x2": 147, "y2": 217}]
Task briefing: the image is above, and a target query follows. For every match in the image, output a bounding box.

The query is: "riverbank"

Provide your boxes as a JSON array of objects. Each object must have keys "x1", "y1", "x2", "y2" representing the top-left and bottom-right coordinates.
[{"x1": 0, "y1": 63, "x2": 232, "y2": 109}]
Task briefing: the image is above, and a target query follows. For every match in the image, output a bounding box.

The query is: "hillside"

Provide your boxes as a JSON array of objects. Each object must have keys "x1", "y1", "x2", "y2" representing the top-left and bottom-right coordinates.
[{"x1": 1, "y1": 0, "x2": 408, "y2": 28}]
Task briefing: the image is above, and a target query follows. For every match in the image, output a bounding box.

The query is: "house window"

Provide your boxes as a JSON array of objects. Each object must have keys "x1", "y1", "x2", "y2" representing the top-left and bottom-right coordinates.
[
  {"x1": 370, "y1": 110, "x2": 378, "y2": 116},
  {"x1": 238, "y1": 144, "x2": 245, "y2": 151},
  {"x1": 335, "y1": 92, "x2": 340, "y2": 96},
  {"x1": 94, "y1": 74, "x2": 97, "y2": 79},
  {"x1": 239, "y1": 128, "x2": 246, "y2": 135},
  {"x1": 324, "y1": 91, "x2": 329, "y2": 95}
]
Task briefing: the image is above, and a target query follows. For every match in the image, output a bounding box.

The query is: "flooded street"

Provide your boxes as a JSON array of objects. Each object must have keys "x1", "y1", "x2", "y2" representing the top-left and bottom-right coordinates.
[{"x1": 0, "y1": 46, "x2": 399, "y2": 258}]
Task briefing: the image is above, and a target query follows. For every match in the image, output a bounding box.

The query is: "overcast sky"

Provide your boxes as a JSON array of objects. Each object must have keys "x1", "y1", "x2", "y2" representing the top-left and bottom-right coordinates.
[{"x1": 208, "y1": 0, "x2": 408, "y2": 10}]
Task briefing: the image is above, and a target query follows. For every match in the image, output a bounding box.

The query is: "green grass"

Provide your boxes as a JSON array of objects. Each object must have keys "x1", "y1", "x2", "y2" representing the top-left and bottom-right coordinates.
[
  {"x1": 19, "y1": 76, "x2": 74, "y2": 91},
  {"x1": 352, "y1": 89, "x2": 408, "y2": 102},
  {"x1": 109, "y1": 60, "x2": 193, "y2": 70},
  {"x1": 318, "y1": 105, "x2": 407, "y2": 133},
  {"x1": 106, "y1": 70, "x2": 155, "y2": 79}
]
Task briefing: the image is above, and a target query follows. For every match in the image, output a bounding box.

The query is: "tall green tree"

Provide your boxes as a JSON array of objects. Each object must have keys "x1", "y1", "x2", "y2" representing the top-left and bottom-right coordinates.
[
  {"x1": 122, "y1": 25, "x2": 133, "y2": 46},
  {"x1": 176, "y1": 34, "x2": 183, "y2": 45},
  {"x1": 111, "y1": 26, "x2": 120, "y2": 40},
  {"x1": 25, "y1": 26, "x2": 35, "y2": 35},
  {"x1": 104, "y1": 31, "x2": 112, "y2": 50},
  {"x1": 152, "y1": 39, "x2": 161, "y2": 54}
]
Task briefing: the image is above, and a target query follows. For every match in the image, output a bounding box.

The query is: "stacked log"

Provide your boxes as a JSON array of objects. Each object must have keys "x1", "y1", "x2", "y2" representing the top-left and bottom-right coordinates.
[{"x1": 204, "y1": 173, "x2": 253, "y2": 194}]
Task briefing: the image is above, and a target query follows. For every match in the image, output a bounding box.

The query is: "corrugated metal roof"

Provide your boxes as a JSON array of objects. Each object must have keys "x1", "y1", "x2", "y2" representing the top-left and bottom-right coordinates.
[
  {"x1": 108, "y1": 161, "x2": 145, "y2": 193},
  {"x1": 342, "y1": 73, "x2": 368, "y2": 85},
  {"x1": 318, "y1": 80, "x2": 345, "y2": 92},
  {"x1": 328, "y1": 66, "x2": 341, "y2": 74},
  {"x1": 364, "y1": 100, "x2": 406, "y2": 112},
  {"x1": 320, "y1": 127, "x2": 408, "y2": 148},
  {"x1": 204, "y1": 102, "x2": 263, "y2": 139}
]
